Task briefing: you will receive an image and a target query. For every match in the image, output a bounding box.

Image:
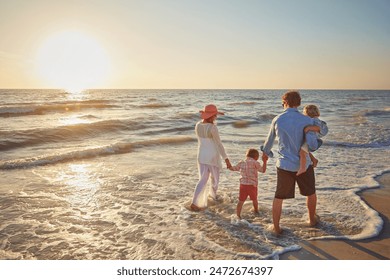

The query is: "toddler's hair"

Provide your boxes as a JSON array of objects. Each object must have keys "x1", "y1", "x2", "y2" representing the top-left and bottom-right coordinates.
[
  {"x1": 246, "y1": 148, "x2": 259, "y2": 159},
  {"x1": 303, "y1": 104, "x2": 320, "y2": 118}
]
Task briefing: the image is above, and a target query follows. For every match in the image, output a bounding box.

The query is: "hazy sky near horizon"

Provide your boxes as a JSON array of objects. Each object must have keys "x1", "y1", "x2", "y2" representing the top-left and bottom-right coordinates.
[{"x1": 0, "y1": 0, "x2": 389, "y2": 89}]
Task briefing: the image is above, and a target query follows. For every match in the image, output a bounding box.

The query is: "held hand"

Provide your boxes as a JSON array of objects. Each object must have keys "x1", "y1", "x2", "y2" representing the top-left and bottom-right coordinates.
[
  {"x1": 225, "y1": 158, "x2": 232, "y2": 169},
  {"x1": 262, "y1": 152, "x2": 269, "y2": 162}
]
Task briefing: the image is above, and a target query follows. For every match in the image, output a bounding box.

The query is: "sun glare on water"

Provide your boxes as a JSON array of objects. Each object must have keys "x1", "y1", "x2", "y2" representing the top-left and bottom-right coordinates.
[{"x1": 35, "y1": 31, "x2": 111, "y2": 93}]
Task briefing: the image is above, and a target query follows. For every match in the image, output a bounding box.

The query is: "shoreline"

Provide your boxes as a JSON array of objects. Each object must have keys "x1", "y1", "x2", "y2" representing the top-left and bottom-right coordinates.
[{"x1": 280, "y1": 172, "x2": 390, "y2": 260}]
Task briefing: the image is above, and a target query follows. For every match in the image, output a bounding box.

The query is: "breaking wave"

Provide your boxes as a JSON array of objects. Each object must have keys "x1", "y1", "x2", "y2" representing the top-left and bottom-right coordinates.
[
  {"x1": 0, "y1": 119, "x2": 145, "y2": 151},
  {"x1": 0, "y1": 100, "x2": 117, "y2": 117},
  {"x1": 0, "y1": 136, "x2": 195, "y2": 169}
]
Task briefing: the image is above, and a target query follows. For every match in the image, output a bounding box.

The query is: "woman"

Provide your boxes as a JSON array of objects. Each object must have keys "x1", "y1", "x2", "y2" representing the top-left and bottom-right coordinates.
[{"x1": 190, "y1": 104, "x2": 232, "y2": 211}]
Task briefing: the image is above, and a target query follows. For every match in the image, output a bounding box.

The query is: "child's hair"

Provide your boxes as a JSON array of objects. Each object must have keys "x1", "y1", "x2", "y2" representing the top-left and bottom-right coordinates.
[
  {"x1": 303, "y1": 104, "x2": 320, "y2": 118},
  {"x1": 246, "y1": 148, "x2": 259, "y2": 159}
]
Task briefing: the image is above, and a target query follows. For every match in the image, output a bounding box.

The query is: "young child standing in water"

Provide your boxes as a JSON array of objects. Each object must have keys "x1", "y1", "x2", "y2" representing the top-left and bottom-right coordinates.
[
  {"x1": 297, "y1": 104, "x2": 328, "y2": 176},
  {"x1": 229, "y1": 148, "x2": 266, "y2": 219}
]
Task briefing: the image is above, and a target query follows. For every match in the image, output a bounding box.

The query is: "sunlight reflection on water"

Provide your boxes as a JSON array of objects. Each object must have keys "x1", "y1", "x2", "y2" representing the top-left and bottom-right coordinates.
[{"x1": 59, "y1": 163, "x2": 101, "y2": 208}]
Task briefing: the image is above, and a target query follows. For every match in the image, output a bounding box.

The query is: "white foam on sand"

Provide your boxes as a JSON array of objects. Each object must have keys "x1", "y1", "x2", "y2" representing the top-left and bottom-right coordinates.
[{"x1": 1, "y1": 142, "x2": 388, "y2": 260}]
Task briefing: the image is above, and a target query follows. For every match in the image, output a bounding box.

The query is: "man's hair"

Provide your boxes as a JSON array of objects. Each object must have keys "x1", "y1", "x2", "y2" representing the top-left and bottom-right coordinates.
[
  {"x1": 246, "y1": 148, "x2": 259, "y2": 159},
  {"x1": 303, "y1": 104, "x2": 320, "y2": 118},
  {"x1": 282, "y1": 91, "x2": 301, "y2": 107}
]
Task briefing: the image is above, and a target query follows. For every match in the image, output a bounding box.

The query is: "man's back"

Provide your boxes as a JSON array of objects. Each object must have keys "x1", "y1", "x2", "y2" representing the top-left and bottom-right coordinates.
[{"x1": 265, "y1": 108, "x2": 315, "y2": 171}]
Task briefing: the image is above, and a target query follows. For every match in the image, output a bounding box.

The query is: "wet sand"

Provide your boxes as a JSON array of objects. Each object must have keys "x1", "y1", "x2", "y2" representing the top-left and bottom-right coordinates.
[{"x1": 280, "y1": 172, "x2": 390, "y2": 260}]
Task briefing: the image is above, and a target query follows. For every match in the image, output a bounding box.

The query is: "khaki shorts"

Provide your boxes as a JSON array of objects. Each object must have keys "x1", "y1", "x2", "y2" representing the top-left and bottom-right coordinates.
[{"x1": 275, "y1": 165, "x2": 315, "y2": 199}]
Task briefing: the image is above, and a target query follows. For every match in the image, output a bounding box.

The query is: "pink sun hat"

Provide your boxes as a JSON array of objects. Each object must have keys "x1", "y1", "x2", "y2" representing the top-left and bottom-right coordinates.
[{"x1": 199, "y1": 104, "x2": 224, "y2": 119}]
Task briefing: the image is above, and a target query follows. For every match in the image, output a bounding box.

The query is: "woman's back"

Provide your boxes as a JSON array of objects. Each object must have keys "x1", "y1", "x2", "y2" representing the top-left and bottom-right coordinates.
[{"x1": 195, "y1": 122, "x2": 213, "y2": 139}]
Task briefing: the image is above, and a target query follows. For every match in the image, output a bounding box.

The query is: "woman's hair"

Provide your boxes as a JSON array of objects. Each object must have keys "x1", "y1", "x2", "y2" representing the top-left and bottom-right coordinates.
[
  {"x1": 246, "y1": 148, "x2": 259, "y2": 159},
  {"x1": 282, "y1": 91, "x2": 301, "y2": 107},
  {"x1": 203, "y1": 115, "x2": 216, "y2": 123},
  {"x1": 303, "y1": 104, "x2": 320, "y2": 118}
]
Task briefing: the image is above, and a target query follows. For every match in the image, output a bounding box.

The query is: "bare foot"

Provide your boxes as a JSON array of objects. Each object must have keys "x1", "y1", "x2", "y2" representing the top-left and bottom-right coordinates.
[
  {"x1": 272, "y1": 225, "x2": 283, "y2": 236},
  {"x1": 209, "y1": 194, "x2": 223, "y2": 201},
  {"x1": 252, "y1": 209, "x2": 260, "y2": 215},
  {"x1": 190, "y1": 203, "x2": 202, "y2": 211},
  {"x1": 309, "y1": 214, "x2": 320, "y2": 226},
  {"x1": 296, "y1": 167, "x2": 306, "y2": 176},
  {"x1": 312, "y1": 158, "x2": 319, "y2": 168}
]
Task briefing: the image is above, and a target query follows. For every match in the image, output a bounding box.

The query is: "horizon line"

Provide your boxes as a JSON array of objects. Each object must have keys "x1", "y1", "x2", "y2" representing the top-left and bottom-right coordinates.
[{"x1": 1, "y1": 88, "x2": 389, "y2": 91}]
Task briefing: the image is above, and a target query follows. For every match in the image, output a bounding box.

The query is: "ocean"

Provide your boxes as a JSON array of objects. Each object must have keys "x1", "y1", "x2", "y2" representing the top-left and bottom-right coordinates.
[{"x1": 0, "y1": 89, "x2": 389, "y2": 260}]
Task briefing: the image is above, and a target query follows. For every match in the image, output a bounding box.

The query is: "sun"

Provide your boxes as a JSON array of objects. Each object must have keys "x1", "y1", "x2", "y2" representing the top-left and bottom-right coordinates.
[{"x1": 35, "y1": 30, "x2": 111, "y2": 93}]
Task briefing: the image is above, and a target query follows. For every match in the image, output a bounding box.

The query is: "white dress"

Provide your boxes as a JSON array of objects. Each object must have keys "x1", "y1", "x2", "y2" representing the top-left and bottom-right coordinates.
[
  {"x1": 196, "y1": 122, "x2": 227, "y2": 168},
  {"x1": 192, "y1": 122, "x2": 228, "y2": 208}
]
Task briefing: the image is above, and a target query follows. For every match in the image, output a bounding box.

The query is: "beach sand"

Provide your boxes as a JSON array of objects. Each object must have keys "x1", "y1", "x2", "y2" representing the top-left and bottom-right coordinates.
[{"x1": 280, "y1": 172, "x2": 390, "y2": 260}]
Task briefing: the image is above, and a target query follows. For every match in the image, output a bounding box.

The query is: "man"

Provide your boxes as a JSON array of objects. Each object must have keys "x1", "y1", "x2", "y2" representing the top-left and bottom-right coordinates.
[{"x1": 261, "y1": 91, "x2": 319, "y2": 235}]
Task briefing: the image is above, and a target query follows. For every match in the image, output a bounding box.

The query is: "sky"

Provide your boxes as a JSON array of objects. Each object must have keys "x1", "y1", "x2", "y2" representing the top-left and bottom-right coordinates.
[{"x1": 0, "y1": 0, "x2": 389, "y2": 90}]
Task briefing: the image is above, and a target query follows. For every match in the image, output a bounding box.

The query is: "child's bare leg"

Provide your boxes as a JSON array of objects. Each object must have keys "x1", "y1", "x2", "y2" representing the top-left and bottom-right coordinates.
[
  {"x1": 309, "y1": 152, "x2": 318, "y2": 168},
  {"x1": 252, "y1": 200, "x2": 259, "y2": 214},
  {"x1": 236, "y1": 201, "x2": 244, "y2": 219},
  {"x1": 297, "y1": 149, "x2": 308, "y2": 176}
]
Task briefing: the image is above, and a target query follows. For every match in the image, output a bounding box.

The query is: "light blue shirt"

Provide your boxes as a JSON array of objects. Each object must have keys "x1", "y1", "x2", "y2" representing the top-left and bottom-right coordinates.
[
  {"x1": 262, "y1": 108, "x2": 319, "y2": 172},
  {"x1": 313, "y1": 117, "x2": 328, "y2": 137}
]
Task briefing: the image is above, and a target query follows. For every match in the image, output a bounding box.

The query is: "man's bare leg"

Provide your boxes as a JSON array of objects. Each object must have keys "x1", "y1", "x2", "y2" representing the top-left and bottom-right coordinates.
[
  {"x1": 307, "y1": 193, "x2": 318, "y2": 226},
  {"x1": 272, "y1": 198, "x2": 283, "y2": 234}
]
